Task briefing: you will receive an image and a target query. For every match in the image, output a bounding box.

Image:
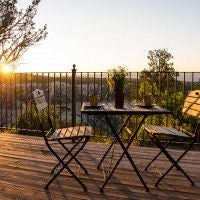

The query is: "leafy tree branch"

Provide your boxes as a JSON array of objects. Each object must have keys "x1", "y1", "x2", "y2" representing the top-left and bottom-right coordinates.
[{"x1": 0, "y1": 0, "x2": 47, "y2": 69}]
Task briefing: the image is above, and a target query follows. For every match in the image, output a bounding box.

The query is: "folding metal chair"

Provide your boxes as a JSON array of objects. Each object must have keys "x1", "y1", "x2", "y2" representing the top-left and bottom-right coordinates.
[
  {"x1": 32, "y1": 89, "x2": 92, "y2": 191},
  {"x1": 144, "y1": 90, "x2": 200, "y2": 186}
]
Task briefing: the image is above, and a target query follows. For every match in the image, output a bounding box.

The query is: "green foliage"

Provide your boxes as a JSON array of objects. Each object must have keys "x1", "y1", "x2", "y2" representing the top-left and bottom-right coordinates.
[
  {"x1": 138, "y1": 80, "x2": 158, "y2": 99},
  {"x1": 17, "y1": 102, "x2": 60, "y2": 135},
  {"x1": 107, "y1": 66, "x2": 128, "y2": 93},
  {"x1": 140, "y1": 49, "x2": 177, "y2": 93},
  {"x1": 147, "y1": 49, "x2": 174, "y2": 72},
  {"x1": 17, "y1": 102, "x2": 38, "y2": 133},
  {"x1": 159, "y1": 91, "x2": 184, "y2": 115}
]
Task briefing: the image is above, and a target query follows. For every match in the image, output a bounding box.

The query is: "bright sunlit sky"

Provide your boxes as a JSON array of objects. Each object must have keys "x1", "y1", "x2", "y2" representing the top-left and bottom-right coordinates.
[{"x1": 16, "y1": 0, "x2": 200, "y2": 72}]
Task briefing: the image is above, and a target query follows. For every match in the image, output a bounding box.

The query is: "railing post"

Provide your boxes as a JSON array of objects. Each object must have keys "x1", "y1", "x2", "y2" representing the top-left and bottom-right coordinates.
[{"x1": 72, "y1": 64, "x2": 76, "y2": 127}]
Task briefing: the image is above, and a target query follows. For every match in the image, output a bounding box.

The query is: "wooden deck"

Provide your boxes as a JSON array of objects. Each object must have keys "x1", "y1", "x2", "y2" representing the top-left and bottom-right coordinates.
[{"x1": 0, "y1": 133, "x2": 199, "y2": 200}]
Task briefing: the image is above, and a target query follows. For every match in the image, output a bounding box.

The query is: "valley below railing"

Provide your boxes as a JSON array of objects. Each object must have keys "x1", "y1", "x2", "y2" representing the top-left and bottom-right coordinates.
[{"x1": 0, "y1": 67, "x2": 200, "y2": 145}]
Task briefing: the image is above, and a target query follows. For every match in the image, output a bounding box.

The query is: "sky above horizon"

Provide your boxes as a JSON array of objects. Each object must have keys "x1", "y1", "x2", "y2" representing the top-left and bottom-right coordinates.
[{"x1": 16, "y1": 0, "x2": 200, "y2": 72}]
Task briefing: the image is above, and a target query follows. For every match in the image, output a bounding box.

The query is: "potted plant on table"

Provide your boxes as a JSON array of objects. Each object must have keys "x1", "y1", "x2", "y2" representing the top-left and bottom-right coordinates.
[{"x1": 107, "y1": 66, "x2": 128, "y2": 108}]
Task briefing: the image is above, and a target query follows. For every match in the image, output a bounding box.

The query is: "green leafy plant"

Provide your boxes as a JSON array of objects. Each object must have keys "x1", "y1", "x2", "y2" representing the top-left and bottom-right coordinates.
[{"x1": 107, "y1": 66, "x2": 128, "y2": 93}]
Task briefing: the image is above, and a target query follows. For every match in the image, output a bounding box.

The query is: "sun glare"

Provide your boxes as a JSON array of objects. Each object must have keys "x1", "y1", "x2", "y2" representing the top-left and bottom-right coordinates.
[{"x1": 2, "y1": 64, "x2": 13, "y2": 73}]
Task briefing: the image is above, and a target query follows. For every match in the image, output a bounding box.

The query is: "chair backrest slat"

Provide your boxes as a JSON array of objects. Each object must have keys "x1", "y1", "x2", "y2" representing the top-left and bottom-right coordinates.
[
  {"x1": 32, "y1": 89, "x2": 48, "y2": 111},
  {"x1": 33, "y1": 89, "x2": 53, "y2": 137},
  {"x1": 182, "y1": 90, "x2": 200, "y2": 118}
]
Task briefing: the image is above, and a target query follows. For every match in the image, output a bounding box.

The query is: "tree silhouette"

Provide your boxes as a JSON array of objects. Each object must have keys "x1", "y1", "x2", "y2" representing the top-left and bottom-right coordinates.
[
  {"x1": 0, "y1": 0, "x2": 47, "y2": 69},
  {"x1": 140, "y1": 49, "x2": 177, "y2": 93}
]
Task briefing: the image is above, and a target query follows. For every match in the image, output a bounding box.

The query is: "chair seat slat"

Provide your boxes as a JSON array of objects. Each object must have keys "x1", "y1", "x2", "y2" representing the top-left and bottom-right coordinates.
[
  {"x1": 50, "y1": 126, "x2": 92, "y2": 140},
  {"x1": 144, "y1": 125, "x2": 189, "y2": 137}
]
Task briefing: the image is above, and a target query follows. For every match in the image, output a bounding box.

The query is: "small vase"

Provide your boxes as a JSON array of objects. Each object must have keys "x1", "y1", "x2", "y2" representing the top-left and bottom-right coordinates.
[{"x1": 115, "y1": 91, "x2": 124, "y2": 109}]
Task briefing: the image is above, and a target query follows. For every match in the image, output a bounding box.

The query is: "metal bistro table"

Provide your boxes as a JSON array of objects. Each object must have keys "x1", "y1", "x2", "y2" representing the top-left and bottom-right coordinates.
[{"x1": 81, "y1": 102, "x2": 171, "y2": 192}]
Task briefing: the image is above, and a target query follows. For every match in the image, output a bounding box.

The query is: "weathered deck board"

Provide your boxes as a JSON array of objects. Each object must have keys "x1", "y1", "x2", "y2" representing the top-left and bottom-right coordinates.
[{"x1": 0, "y1": 133, "x2": 199, "y2": 200}]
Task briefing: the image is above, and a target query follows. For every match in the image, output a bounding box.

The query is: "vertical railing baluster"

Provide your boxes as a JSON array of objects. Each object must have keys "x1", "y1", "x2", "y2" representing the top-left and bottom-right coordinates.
[
  {"x1": 144, "y1": 72, "x2": 146, "y2": 95},
  {"x1": 183, "y1": 72, "x2": 186, "y2": 96},
  {"x1": 174, "y1": 73, "x2": 177, "y2": 116},
  {"x1": 25, "y1": 73, "x2": 28, "y2": 132},
  {"x1": 65, "y1": 72, "x2": 68, "y2": 127},
  {"x1": 5, "y1": 74, "x2": 8, "y2": 128},
  {"x1": 72, "y1": 64, "x2": 76, "y2": 127},
  {"x1": 53, "y1": 73, "x2": 56, "y2": 128},
  {"x1": 36, "y1": 73, "x2": 39, "y2": 88},
  {"x1": 100, "y1": 72, "x2": 103, "y2": 137},
  {"x1": 107, "y1": 72, "x2": 110, "y2": 102},
  {"x1": 0, "y1": 74, "x2": 2, "y2": 128},
  {"x1": 87, "y1": 72, "x2": 89, "y2": 97},
  {"x1": 9, "y1": 74, "x2": 12, "y2": 129},
  {"x1": 14, "y1": 73, "x2": 17, "y2": 130},
  {"x1": 93, "y1": 72, "x2": 96, "y2": 134},
  {"x1": 80, "y1": 72, "x2": 83, "y2": 124},
  {"x1": 47, "y1": 73, "x2": 50, "y2": 123},
  {"x1": 166, "y1": 72, "x2": 169, "y2": 126},
  {"x1": 41, "y1": 72, "x2": 44, "y2": 89},
  {"x1": 136, "y1": 72, "x2": 139, "y2": 102},
  {"x1": 158, "y1": 72, "x2": 161, "y2": 105},
  {"x1": 93, "y1": 72, "x2": 96, "y2": 94},
  {"x1": 100, "y1": 72, "x2": 103, "y2": 102},
  {"x1": 59, "y1": 72, "x2": 62, "y2": 127},
  {"x1": 7, "y1": 74, "x2": 12, "y2": 128},
  {"x1": 19, "y1": 73, "x2": 22, "y2": 131},
  {"x1": 30, "y1": 73, "x2": 33, "y2": 133},
  {"x1": 191, "y1": 72, "x2": 194, "y2": 90}
]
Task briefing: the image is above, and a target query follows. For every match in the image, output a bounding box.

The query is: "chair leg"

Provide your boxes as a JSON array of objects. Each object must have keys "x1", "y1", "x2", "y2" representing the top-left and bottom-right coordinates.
[
  {"x1": 45, "y1": 137, "x2": 89, "y2": 191},
  {"x1": 153, "y1": 136, "x2": 195, "y2": 186},
  {"x1": 145, "y1": 141, "x2": 171, "y2": 171},
  {"x1": 155, "y1": 157, "x2": 195, "y2": 187},
  {"x1": 45, "y1": 162, "x2": 87, "y2": 191},
  {"x1": 51, "y1": 138, "x2": 88, "y2": 174},
  {"x1": 59, "y1": 139, "x2": 88, "y2": 174},
  {"x1": 148, "y1": 134, "x2": 184, "y2": 172},
  {"x1": 50, "y1": 139, "x2": 81, "y2": 173}
]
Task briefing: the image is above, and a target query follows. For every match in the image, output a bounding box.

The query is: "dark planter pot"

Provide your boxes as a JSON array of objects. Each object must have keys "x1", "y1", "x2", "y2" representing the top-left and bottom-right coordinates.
[{"x1": 115, "y1": 91, "x2": 124, "y2": 109}]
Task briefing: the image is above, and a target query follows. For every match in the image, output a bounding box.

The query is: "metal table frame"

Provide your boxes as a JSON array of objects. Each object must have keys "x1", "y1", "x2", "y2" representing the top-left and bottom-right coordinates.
[{"x1": 81, "y1": 102, "x2": 171, "y2": 192}]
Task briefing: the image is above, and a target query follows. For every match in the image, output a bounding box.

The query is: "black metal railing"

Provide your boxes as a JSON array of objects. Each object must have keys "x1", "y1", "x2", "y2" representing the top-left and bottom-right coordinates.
[{"x1": 0, "y1": 67, "x2": 199, "y2": 143}]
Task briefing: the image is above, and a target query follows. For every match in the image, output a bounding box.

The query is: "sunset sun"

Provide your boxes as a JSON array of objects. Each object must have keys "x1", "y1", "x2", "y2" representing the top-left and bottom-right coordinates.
[{"x1": 1, "y1": 64, "x2": 13, "y2": 73}]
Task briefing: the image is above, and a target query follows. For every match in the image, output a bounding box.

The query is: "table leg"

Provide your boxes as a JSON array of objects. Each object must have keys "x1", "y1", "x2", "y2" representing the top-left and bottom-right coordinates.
[
  {"x1": 97, "y1": 137, "x2": 117, "y2": 169},
  {"x1": 97, "y1": 115, "x2": 131, "y2": 169},
  {"x1": 100, "y1": 115, "x2": 149, "y2": 192}
]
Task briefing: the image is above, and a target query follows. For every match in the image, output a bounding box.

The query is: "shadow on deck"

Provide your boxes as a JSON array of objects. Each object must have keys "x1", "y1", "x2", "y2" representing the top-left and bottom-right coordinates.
[{"x1": 0, "y1": 133, "x2": 199, "y2": 200}]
